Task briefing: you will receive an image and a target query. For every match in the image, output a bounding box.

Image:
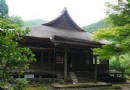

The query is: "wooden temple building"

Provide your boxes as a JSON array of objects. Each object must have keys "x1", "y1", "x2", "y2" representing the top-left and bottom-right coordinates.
[{"x1": 20, "y1": 9, "x2": 109, "y2": 82}]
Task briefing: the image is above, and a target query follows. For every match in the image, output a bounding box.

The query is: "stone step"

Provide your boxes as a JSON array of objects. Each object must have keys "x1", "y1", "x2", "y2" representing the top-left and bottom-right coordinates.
[
  {"x1": 57, "y1": 73, "x2": 64, "y2": 83},
  {"x1": 71, "y1": 76, "x2": 77, "y2": 78},
  {"x1": 73, "y1": 79, "x2": 78, "y2": 84},
  {"x1": 70, "y1": 72, "x2": 78, "y2": 84}
]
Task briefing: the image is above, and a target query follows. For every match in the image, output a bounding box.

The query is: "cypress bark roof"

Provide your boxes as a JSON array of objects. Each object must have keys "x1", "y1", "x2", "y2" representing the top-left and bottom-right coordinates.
[
  {"x1": 43, "y1": 8, "x2": 84, "y2": 32},
  {"x1": 28, "y1": 9, "x2": 103, "y2": 47},
  {"x1": 29, "y1": 25, "x2": 92, "y2": 42}
]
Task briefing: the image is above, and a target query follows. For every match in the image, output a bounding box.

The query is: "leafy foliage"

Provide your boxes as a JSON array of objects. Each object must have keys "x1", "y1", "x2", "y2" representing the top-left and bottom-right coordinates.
[
  {"x1": 109, "y1": 57, "x2": 123, "y2": 71},
  {"x1": 120, "y1": 54, "x2": 130, "y2": 74},
  {"x1": 106, "y1": 0, "x2": 130, "y2": 26},
  {"x1": 93, "y1": 0, "x2": 130, "y2": 73},
  {"x1": 13, "y1": 78, "x2": 28, "y2": 90},
  {"x1": 0, "y1": 0, "x2": 8, "y2": 17},
  {"x1": 109, "y1": 53, "x2": 130, "y2": 74},
  {"x1": 7, "y1": 15, "x2": 24, "y2": 27},
  {"x1": 93, "y1": 24, "x2": 130, "y2": 59},
  {"x1": 83, "y1": 20, "x2": 111, "y2": 33},
  {"x1": 0, "y1": 18, "x2": 35, "y2": 80},
  {"x1": 0, "y1": 0, "x2": 24, "y2": 27}
]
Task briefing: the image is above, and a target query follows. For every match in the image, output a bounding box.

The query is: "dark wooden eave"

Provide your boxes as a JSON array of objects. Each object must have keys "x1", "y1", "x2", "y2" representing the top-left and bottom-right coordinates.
[
  {"x1": 43, "y1": 8, "x2": 85, "y2": 32},
  {"x1": 19, "y1": 36, "x2": 54, "y2": 48},
  {"x1": 20, "y1": 36, "x2": 102, "y2": 49},
  {"x1": 51, "y1": 35, "x2": 102, "y2": 48}
]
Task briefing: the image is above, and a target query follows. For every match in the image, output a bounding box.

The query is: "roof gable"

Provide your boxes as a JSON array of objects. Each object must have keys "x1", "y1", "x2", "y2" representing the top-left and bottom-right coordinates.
[{"x1": 43, "y1": 8, "x2": 85, "y2": 32}]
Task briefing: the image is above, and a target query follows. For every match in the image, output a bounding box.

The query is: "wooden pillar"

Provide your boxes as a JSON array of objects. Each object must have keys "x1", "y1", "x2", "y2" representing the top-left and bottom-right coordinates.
[
  {"x1": 48, "y1": 50, "x2": 51, "y2": 69},
  {"x1": 70, "y1": 51, "x2": 73, "y2": 69},
  {"x1": 94, "y1": 55, "x2": 97, "y2": 82},
  {"x1": 64, "y1": 49, "x2": 68, "y2": 82}
]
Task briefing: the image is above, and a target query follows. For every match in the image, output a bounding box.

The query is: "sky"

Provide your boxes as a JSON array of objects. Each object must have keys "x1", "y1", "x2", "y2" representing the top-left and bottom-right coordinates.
[{"x1": 6, "y1": 0, "x2": 115, "y2": 26}]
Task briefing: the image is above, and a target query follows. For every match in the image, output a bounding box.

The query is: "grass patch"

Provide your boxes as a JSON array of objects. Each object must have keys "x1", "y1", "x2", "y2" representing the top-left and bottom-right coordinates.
[
  {"x1": 26, "y1": 86, "x2": 47, "y2": 90},
  {"x1": 113, "y1": 83, "x2": 130, "y2": 88}
]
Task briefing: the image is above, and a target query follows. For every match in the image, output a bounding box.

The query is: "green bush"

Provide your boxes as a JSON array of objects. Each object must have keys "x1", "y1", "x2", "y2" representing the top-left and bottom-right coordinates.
[
  {"x1": 13, "y1": 78, "x2": 29, "y2": 90},
  {"x1": 0, "y1": 82, "x2": 11, "y2": 90}
]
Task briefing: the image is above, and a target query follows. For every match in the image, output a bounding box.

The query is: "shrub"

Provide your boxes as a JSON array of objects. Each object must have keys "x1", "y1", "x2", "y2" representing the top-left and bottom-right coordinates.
[{"x1": 13, "y1": 78, "x2": 29, "y2": 90}]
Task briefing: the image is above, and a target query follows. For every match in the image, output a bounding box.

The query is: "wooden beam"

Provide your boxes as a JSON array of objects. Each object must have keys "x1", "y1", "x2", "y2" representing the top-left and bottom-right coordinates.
[
  {"x1": 24, "y1": 46, "x2": 53, "y2": 51},
  {"x1": 64, "y1": 48, "x2": 68, "y2": 82}
]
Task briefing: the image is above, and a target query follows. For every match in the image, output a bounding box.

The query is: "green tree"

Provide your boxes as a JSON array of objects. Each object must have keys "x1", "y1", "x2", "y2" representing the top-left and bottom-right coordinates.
[
  {"x1": 93, "y1": 25, "x2": 130, "y2": 59},
  {"x1": 0, "y1": 0, "x2": 8, "y2": 17},
  {"x1": 93, "y1": 0, "x2": 130, "y2": 72},
  {"x1": 106, "y1": 0, "x2": 130, "y2": 26},
  {"x1": 0, "y1": 0, "x2": 24, "y2": 27},
  {"x1": 0, "y1": 18, "x2": 35, "y2": 87},
  {"x1": 7, "y1": 15, "x2": 24, "y2": 27},
  {"x1": 120, "y1": 54, "x2": 130, "y2": 74},
  {"x1": 109, "y1": 54, "x2": 130, "y2": 73}
]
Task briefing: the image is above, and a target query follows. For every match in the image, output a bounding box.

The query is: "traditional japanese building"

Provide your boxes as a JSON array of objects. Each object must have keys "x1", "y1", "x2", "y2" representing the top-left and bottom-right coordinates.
[{"x1": 20, "y1": 9, "x2": 109, "y2": 82}]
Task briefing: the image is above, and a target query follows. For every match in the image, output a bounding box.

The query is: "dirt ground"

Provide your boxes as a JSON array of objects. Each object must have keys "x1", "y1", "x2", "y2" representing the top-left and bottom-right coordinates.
[
  {"x1": 112, "y1": 82, "x2": 130, "y2": 90},
  {"x1": 53, "y1": 83, "x2": 130, "y2": 90}
]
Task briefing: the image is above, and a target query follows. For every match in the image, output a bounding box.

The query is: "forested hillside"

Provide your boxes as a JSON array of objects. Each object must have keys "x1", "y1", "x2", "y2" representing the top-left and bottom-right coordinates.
[
  {"x1": 24, "y1": 18, "x2": 47, "y2": 27},
  {"x1": 83, "y1": 20, "x2": 111, "y2": 33}
]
